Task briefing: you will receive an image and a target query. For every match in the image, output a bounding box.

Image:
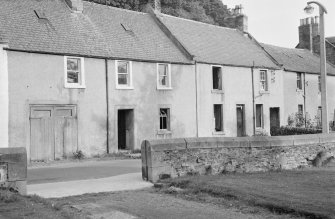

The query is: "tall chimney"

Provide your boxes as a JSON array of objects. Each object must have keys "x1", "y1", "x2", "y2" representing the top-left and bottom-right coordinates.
[
  {"x1": 150, "y1": 0, "x2": 161, "y2": 13},
  {"x1": 298, "y1": 16, "x2": 319, "y2": 52},
  {"x1": 225, "y1": 5, "x2": 248, "y2": 32},
  {"x1": 65, "y1": 0, "x2": 83, "y2": 13}
]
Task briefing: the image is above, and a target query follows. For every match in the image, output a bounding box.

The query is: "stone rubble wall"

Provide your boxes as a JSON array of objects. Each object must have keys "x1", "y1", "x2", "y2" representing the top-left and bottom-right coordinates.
[{"x1": 141, "y1": 134, "x2": 335, "y2": 182}]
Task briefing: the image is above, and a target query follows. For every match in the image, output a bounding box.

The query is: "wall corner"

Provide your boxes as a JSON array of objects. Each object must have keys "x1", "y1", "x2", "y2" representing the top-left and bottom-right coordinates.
[{"x1": 0, "y1": 43, "x2": 9, "y2": 148}]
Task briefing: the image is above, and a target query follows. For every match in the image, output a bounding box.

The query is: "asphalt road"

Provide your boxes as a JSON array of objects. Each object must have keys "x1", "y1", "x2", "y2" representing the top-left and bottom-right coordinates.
[{"x1": 28, "y1": 159, "x2": 141, "y2": 185}]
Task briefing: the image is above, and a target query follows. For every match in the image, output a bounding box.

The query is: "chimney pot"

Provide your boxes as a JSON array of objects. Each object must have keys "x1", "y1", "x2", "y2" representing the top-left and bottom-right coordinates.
[{"x1": 65, "y1": 0, "x2": 83, "y2": 13}]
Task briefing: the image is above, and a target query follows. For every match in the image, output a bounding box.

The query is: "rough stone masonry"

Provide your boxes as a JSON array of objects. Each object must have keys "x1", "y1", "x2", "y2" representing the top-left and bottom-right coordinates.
[{"x1": 141, "y1": 134, "x2": 335, "y2": 182}]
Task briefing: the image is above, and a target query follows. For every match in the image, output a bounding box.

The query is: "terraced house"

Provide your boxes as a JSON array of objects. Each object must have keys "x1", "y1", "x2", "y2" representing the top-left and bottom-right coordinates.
[{"x1": 1, "y1": 0, "x2": 335, "y2": 162}]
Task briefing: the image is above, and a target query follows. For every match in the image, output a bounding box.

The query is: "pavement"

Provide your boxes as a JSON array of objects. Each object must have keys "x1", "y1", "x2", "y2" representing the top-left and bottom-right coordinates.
[{"x1": 27, "y1": 159, "x2": 152, "y2": 198}]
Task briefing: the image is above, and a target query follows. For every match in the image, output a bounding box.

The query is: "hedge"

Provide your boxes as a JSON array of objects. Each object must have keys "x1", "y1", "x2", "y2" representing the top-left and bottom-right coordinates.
[{"x1": 270, "y1": 126, "x2": 322, "y2": 136}]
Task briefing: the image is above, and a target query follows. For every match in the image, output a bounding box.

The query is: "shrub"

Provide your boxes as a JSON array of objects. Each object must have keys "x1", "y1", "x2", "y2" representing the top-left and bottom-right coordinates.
[
  {"x1": 72, "y1": 150, "x2": 85, "y2": 160},
  {"x1": 270, "y1": 126, "x2": 321, "y2": 136}
]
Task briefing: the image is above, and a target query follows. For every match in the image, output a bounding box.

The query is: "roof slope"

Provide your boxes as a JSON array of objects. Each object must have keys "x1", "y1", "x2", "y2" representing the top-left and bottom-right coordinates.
[
  {"x1": 262, "y1": 44, "x2": 335, "y2": 75},
  {"x1": 0, "y1": 0, "x2": 190, "y2": 63},
  {"x1": 156, "y1": 14, "x2": 279, "y2": 69},
  {"x1": 327, "y1": 36, "x2": 335, "y2": 45}
]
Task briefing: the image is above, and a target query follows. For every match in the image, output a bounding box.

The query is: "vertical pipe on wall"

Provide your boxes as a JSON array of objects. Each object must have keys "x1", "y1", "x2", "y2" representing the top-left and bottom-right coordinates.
[
  {"x1": 303, "y1": 72, "x2": 307, "y2": 127},
  {"x1": 194, "y1": 61, "x2": 199, "y2": 137},
  {"x1": 105, "y1": 59, "x2": 110, "y2": 154},
  {"x1": 251, "y1": 61, "x2": 256, "y2": 136}
]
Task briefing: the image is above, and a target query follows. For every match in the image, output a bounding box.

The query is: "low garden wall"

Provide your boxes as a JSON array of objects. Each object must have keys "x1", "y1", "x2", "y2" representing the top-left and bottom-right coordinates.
[
  {"x1": 141, "y1": 134, "x2": 335, "y2": 182},
  {"x1": 0, "y1": 147, "x2": 27, "y2": 195}
]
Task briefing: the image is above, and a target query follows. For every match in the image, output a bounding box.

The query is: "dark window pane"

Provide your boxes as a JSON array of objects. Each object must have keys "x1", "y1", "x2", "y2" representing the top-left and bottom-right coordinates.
[
  {"x1": 67, "y1": 71, "x2": 79, "y2": 83},
  {"x1": 160, "y1": 76, "x2": 167, "y2": 86},
  {"x1": 67, "y1": 58, "x2": 79, "y2": 71},
  {"x1": 160, "y1": 108, "x2": 169, "y2": 130},
  {"x1": 212, "y1": 67, "x2": 222, "y2": 90},
  {"x1": 118, "y1": 61, "x2": 128, "y2": 73},
  {"x1": 118, "y1": 74, "x2": 128, "y2": 85},
  {"x1": 214, "y1": 104, "x2": 223, "y2": 131}
]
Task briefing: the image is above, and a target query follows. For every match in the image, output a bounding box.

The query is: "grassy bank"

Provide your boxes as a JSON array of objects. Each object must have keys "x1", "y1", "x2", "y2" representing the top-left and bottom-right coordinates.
[
  {"x1": 0, "y1": 189, "x2": 82, "y2": 219},
  {"x1": 162, "y1": 168, "x2": 335, "y2": 219}
]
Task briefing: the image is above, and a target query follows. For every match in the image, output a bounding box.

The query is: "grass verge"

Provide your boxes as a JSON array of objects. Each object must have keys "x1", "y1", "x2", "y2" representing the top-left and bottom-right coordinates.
[
  {"x1": 0, "y1": 189, "x2": 83, "y2": 219},
  {"x1": 161, "y1": 168, "x2": 335, "y2": 219}
]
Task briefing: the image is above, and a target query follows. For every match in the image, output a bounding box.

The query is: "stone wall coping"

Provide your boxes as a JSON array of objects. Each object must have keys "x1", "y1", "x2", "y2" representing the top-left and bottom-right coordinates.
[{"x1": 143, "y1": 133, "x2": 335, "y2": 151}]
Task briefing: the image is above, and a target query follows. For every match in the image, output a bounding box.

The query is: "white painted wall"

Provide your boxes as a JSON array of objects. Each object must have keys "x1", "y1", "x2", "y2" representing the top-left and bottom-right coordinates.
[{"x1": 0, "y1": 44, "x2": 8, "y2": 148}]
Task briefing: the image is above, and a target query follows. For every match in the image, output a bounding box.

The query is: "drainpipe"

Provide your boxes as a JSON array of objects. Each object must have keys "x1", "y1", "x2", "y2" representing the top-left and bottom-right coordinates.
[
  {"x1": 105, "y1": 59, "x2": 110, "y2": 154},
  {"x1": 194, "y1": 61, "x2": 199, "y2": 137},
  {"x1": 251, "y1": 62, "x2": 256, "y2": 136},
  {"x1": 304, "y1": 72, "x2": 307, "y2": 127}
]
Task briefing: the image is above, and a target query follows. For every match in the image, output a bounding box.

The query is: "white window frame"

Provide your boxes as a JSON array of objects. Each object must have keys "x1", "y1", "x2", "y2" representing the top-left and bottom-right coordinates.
[
  {"x1": 259, "y1": 69, "x2": 268, "y2": 92},
  {"x1": 64, "y1": 56, "x2": 85, "y2": 89},
  {"x1": 157, "y1": 63, "x2": 172, "y2": 90},
  {"x1": 212, "y1": 65, "x2": 223, "y2": 92},
  {"x1": 115, "y1": 60, "x2": 133, "y2": 89}
]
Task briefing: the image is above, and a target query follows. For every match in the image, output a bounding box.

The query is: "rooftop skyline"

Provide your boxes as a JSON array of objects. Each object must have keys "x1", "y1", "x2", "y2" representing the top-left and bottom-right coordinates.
[{"x1": 223, "y1": 0, "x2": 335, "y2": 48}]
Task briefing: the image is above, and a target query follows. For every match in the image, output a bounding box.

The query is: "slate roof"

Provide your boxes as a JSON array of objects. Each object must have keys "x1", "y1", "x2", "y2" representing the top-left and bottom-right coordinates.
[
  {"x1": 261, "y1": 44, "x2": 335, "y2": 75},
  {"x1": 156, "y1": 14, "x2": 279, "y2": 69},
  {"x1": 0, "y1": 0, "x2": 190, "y2": 63}
]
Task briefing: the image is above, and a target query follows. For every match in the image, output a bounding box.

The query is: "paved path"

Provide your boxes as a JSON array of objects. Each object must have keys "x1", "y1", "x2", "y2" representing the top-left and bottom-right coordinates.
[
  {"x1": 28, "y1": 159, "x2": 141, "y2": 184},
  {"x1": 28, "y1": 172, "x2": 152, "y2": 198},
  {"x1": 27, "y1": 159, "x2": 152, "y2": 198}
]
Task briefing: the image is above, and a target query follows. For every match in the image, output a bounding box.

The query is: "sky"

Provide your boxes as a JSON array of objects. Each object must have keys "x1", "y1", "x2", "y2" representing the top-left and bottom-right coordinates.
[{"x1": 223, "y1": 0, "x2": 335, "y2": 48}]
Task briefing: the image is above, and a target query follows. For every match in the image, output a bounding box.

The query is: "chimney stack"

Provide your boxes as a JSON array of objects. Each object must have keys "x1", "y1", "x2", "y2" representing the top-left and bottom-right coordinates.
[
  {"x1": 226, "y1": 5, "x2": 248, "y2": 32},
  {"x1": 65, "y1": 0, "x2": 83, "y2": 13},
  {"x1": 149, "y1": 0, "x2": 161, "y2": 13},
  {"x1": 297, "y1": 16, "x2": 319, "y2": 52}
]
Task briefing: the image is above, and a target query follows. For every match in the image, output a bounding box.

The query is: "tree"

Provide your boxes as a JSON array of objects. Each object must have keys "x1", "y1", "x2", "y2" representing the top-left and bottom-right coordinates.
[{"x1": 85, "y1": 0, "x2": 232, "y2": 27}]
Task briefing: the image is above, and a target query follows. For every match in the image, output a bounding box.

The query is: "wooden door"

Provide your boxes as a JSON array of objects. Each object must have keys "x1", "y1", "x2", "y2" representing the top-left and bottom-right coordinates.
[
  {"x1": 30, "y1": 105, "x2": 77, "y2": 161},
  {"x1": 30, "y1": 107, "x2": 54, "y2": 161},
  {"x1": 236, "y1": 105, "x2": 245, "y2": 137},
  {"x1": 270, "y1": 108, "x2": 280, "y2": 129},
  {"x1": 54, "y1": 107, "x2": 77, "y2": 159}
]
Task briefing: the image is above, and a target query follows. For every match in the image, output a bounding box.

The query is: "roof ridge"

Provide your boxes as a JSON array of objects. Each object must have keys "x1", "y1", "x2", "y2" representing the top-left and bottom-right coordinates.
[
  {"x1": 158, "y1": 13, "x2": 238, "y2": 32},
  {"x1": 262, "y1": 43, "x2": 311, "y2": 52},
  {"x1": 83, "y1": 1, "x2": 147, "y2": 15}
]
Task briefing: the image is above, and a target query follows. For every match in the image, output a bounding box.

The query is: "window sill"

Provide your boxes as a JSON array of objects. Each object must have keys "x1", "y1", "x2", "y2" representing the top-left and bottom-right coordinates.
[
  {"x1": 211, "y1": 89, "x2": 224, "y2": 94},
  {"x1": 157, "y1": 130, "x2": 172, "y2": 135},
  {"x1": 65, "y1": 84, "x2": 86, "y2": 89},
  {"x1": 157, "y1": 87, "x2": 173, "y2": 91},
  {"x1": 116, "y1": 86, "x2": 134, "y2": 90},
  {"x1": 259, "y1": 90, "x2": 269, "y2": 94},
  {"x1": 212, "y1": 131, "x2": 225, "y2": 136}
]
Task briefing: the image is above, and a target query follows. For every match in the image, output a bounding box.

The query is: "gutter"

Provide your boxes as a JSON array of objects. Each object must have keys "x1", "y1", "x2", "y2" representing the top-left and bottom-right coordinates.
[
  {"x1": 105, "y1": 59, "x2": 110, "y2": 154},
  {"x1": 4, "y1": 48, "x2": 193, "y2": 65},
  {"x1": 251, "y1": 61, "x2": 256, "y2": 136},
  {"x1": 195, "y1": 61, "x2": 199, "y2": 137}
]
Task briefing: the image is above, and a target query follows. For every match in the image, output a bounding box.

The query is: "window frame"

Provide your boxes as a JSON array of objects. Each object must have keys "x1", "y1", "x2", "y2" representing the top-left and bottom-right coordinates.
[
  {"x1": 255, "y1": 104, "x2": 264, "y2": 128},
  {"x1": 159, "y1": 108, "x2": 171, "y2": 131},
  {"x1": 259, "y1": 69, "x2": 268, "y2": 92},
  {"x1": 115, "y1": 60, "x2": 133, "y2": 89},
  {"x1": 64, "y1": 56, "x2": 86, "y2": 89},
  {"x1": 212, "y1": 65, "x2": 223, "y2": 91},
  {"x1": 157, "y1": 63, "x2": 172, "y2": 90},
  {"x1": 297, "y1": 73, "x2": 303, "y2": 90},
  {"x1": 213, "y1": 104, "x2": 224, "y2": 133}
]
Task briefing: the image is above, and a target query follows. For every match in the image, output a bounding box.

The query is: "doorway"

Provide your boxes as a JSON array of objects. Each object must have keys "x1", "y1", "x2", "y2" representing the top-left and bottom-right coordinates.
[
  {"x1": 270, "y1": 107, "x2": 280, "y2": 129},
  {"x1": 30, "y1": 105, "x2": 77, "y2": 161},
  {"x1": 118, "y1": 109, "x2": 134, "y2": 150},
  {"x1": 236, "y1": 104, "x2": 245, "y2": 137}
]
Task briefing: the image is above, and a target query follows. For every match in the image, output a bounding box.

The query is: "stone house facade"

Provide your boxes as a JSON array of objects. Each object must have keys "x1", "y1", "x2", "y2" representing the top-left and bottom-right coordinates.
[{"x1": 1, "y1": 0, "x2": 335, "y2": 162}]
